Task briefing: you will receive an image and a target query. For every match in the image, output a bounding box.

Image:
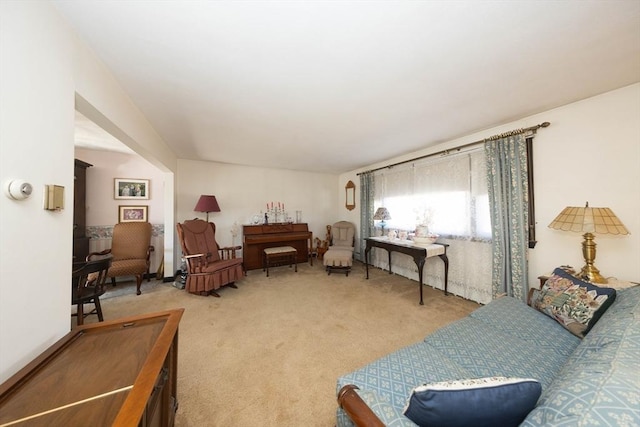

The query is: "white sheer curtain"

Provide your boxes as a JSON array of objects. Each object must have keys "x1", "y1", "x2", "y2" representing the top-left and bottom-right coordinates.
[{"x1": 370, "y1": 148, "x2": 492, "y2": 304}]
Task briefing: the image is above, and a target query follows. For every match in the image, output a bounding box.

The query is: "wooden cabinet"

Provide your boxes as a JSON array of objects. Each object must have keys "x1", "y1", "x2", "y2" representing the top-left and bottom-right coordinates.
[
  {"x1": 0, "y1": 309, "x2": 183, "y2": 427},
  {"x1": 73, "y1": 159, "x2": 92, "y2": 261}
]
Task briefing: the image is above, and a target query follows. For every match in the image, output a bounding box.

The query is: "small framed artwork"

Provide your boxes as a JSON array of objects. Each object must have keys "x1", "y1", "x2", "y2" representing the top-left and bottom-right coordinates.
[
  {"x1": 119, "y1": 205, "x2": 148, "y2": 223},
  {"x1": 114, "y1": 178, "x2": 150, "y2": 200}
]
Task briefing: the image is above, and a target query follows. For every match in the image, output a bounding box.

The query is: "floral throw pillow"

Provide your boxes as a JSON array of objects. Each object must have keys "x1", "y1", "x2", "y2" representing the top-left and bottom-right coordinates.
[{"x1": 529, "y1": 267, "x2": 616, "y2": 337}]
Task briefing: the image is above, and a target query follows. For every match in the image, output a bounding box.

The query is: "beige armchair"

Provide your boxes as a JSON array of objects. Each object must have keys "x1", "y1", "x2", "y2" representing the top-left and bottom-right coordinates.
[
  {"x1": 176, "y1": 219, "x2": 244, "y2": 297},
  {"x1": 87, "y1": 222, "x2": 153, "y2": 295},
  {"x1": 323, "y1": 221, "x2": 356, "y2": 275}
]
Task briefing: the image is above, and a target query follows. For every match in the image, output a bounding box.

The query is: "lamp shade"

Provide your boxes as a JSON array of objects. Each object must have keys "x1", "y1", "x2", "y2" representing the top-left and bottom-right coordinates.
[
  {"x1": 194, "y1": 195, "x2": 221, "y2": 214},
  {"x1": 548, "y1": 203, "x2": 629, "y2": 235},
  {"x1": 373, "y1": 207, "x2": 391, "y2": 221}
]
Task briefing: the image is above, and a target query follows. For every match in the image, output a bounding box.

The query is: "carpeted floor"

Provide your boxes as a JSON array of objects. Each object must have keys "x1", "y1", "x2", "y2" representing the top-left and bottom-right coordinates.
[{"x1": 86, "y1": 260, "x2": 480, "y2": 426}]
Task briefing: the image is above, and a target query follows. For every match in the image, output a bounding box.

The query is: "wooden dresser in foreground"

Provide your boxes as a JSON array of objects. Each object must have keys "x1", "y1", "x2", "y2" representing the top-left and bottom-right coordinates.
[
  {"x1": 0, "y1": 309, "x2": 183, "y2": 427},
  {"x1": 243, "y1": 223, "x2": 312, "y2": 270}
]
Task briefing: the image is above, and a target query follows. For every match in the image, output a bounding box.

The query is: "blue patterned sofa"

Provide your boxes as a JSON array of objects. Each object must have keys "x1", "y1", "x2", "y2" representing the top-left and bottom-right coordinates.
[{"x1": 336, "y1": 285, "x2": 640, "y2": 426}]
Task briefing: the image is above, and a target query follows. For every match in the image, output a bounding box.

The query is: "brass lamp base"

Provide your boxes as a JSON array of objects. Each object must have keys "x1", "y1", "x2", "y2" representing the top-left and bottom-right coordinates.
[
  {"x1": 579, "y1": 232, "x2": 607, "y2": 284},
  {"x1": 579, "y1": 265, "x2": 607, "y2": 284}
]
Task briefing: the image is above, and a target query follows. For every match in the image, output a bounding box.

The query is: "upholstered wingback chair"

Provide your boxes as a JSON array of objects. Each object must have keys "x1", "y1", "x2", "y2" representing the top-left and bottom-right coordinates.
[
  {"x1": 329, "y1": 221, "x2": 356, "y2": 251},
  {"x1": 176, "y1": 219, "x2": 244, "y2": 297},
  {"x1": 323, "y1": 221, "x2": 356, "y2": 276},
  {"x1": 88, "y1": 222, "x2": 153, "y2": 295}
]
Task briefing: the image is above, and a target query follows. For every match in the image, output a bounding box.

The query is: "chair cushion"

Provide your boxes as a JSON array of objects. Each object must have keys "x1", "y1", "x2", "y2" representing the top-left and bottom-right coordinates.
[
  {"x1": 107, "y1": 259, "x2": 148, "y2": 277},
  {"x1": 179, "y1": 219, "x2": 221, "y2": 262},
  {"x1": 110, "y1": 222, "x2": 152, "y2": 260},
  {"x1": 331, "y1": 221, "x2": 355, "y2": 248},
  {"x1": 201, "y1": 258, "x2": 243, "y2": 273},
  {"x1": 323, "y1": 249, "x2": 353, "y2": 267}
]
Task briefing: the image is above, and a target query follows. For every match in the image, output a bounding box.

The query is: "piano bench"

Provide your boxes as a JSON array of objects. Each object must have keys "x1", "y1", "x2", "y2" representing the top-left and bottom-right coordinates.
[{"x1": 263, "y1": 246, "x2": 298, "y2": 277}]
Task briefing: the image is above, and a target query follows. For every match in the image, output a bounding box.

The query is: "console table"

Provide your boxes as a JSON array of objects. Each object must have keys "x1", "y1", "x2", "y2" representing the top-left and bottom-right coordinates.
[
  {"x1": 0, "y1": 309, "x2": 183, "y2": 427},
  {"x1": 365, "y1": 237, "x2": 449, "y2": 305}
]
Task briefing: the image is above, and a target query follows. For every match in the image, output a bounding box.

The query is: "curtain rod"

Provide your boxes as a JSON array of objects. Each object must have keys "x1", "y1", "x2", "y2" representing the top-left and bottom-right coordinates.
[{"x1": 357, "y1": 121, "x2": 550, "y2": 175}]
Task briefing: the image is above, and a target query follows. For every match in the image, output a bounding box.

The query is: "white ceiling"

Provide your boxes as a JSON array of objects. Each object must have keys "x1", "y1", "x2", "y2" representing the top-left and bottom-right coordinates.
[{"x1": 57, "y1": 0, "x2": 640, "y2": 174}]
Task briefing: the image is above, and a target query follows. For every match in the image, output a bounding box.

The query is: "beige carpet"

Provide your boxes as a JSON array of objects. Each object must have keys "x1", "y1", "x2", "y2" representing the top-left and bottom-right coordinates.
[{"x1": 89, "y1": 261, "x2": 480, "y2": 426}]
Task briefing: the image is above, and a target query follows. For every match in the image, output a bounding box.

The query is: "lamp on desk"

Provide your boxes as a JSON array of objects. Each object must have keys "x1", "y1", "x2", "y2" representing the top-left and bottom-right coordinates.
[
  {"x1": 194, "y1": 195, "x2": 221, "y2": 222},
  {"x1": 548, "y1": 202, "x2": 629, "y2": 283},
  {"x1": 373, "y1": 207, "x2": 391, "y2": 235}
]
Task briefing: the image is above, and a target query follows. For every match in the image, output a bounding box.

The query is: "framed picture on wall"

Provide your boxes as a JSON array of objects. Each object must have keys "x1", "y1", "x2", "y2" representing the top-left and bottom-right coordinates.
[
  {"x1": 119, "y1": 205, "x2": 148, "y2": 223},
  {"x1": 114, "y1": 178, "x2": 150, "y2": 200}
]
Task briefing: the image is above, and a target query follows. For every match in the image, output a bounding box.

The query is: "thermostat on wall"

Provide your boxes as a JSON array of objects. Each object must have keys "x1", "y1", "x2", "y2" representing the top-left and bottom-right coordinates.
[{"x1": 4, "y1": 179, "x2": 33, "y2": 200}]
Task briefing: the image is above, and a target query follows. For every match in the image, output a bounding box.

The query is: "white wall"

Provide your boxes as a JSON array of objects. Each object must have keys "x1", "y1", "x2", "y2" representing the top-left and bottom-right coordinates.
[
  {"x1": 530, "y1": 84, "x2": 639, "y2": 283},
  {"x1": 75, "y1": 148, "x2": 166, "y2": 226},
  {"x1": 0, "y1": 2, "x2": 177, "y2": 383},
  {"x1": 342, "y1": 84, "x2": 640, "y2": 286},
  {"x1": 177, "y1": 160, "x2": 339, "y2": 257},
  {"x1": 0, "y1": 0, "x2": 76, "y2": 383}
]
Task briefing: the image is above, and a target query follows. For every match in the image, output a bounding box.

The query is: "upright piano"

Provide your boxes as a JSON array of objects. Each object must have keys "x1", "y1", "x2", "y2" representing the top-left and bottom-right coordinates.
[{"x1": 243, "y1": 223, "x2": 312, "y2": 270}]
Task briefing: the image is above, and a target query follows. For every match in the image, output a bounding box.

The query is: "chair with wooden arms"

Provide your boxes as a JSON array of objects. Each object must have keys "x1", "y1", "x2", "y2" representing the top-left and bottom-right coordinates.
[
  {"x1": 177, "y1": 219, "x2": 244, "y2": 297},
  {"x1": 72, "y1": 257, "x2": 112, "y2": 326},
  {"x1": 87, "y1": 222, "x2": 154, "y2": 295}
]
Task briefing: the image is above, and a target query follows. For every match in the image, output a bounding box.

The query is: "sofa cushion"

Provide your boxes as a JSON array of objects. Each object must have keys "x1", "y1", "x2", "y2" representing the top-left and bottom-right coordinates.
[
  {"x1": 469, "y1": 296, "x2": 580, "y2": 358},
  {"x1": 336, "y1": 341, "x2": 472, "y2": 412},
  {"x1": 404, "y1": 377, "x2": 541, "y2": 427},
  {"x1": 423, "y1": 316, "x2": 572, "y2": 388},
  {"x1": 529, "y1": 267, "x2": 616, "y2": 337}
]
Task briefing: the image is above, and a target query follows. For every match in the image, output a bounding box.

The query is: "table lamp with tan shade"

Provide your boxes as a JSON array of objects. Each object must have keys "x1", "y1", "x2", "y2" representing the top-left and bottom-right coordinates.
[{"x1": 548, "y1": 202, "x2": 630, "y2": 283}]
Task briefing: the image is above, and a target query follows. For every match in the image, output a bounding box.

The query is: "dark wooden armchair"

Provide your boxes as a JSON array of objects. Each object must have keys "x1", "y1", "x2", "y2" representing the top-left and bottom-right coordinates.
[
  {"x1": 176, "y1": 219, "x2": 244, "y2": 297},
  {"x1": 72, "y1": 257, "x2": 112, "y2": 326},
  {"x1": 87, "y1": 222, "x2": 153, "y2": 295}
]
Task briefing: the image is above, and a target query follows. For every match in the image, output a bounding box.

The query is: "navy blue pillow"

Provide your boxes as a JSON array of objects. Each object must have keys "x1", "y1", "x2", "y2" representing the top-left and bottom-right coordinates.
[{"x1": 403, "y1": 377, "x2": 541, "y2": 427}]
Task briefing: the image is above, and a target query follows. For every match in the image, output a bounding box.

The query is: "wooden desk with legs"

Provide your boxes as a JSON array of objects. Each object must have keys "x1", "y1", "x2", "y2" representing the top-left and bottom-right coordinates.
[{"x1": 365, "y1": 237, "x2": 449, "y2": 305}]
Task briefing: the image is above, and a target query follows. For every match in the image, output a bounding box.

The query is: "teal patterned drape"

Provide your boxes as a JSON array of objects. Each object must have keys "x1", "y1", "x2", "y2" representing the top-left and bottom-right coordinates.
[
  {"x1": 359, "y1": 172, "x2": 375, "y2": 262},
  {"x1": 485, "y1": 134, "x2": 529, "y2": 302}
]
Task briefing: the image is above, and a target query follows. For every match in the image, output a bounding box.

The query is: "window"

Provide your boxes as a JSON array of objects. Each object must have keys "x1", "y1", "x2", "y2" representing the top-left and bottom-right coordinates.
[
  {"x1": 368, "y1": 146, "x2": 493, "y2": 304},
  {"x1": 373, "y1": 147, "x2": 490, "y2": 241}
]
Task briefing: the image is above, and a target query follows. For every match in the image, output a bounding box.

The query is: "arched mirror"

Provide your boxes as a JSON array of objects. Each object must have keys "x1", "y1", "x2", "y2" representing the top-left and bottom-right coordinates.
[{"x1": 345, "y1": 180, "x2": 356, "y2": 211}]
